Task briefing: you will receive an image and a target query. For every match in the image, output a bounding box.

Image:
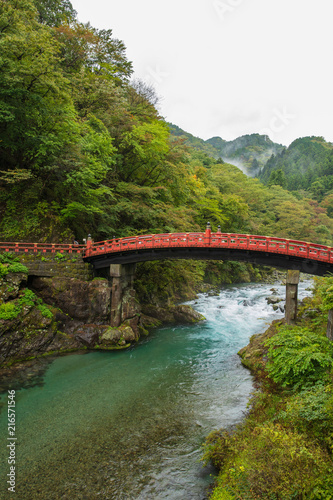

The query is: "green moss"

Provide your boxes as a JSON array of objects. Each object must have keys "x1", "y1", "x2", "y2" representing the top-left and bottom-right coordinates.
[
  {"x1": 0, "y1": 288, "x2": 54, "y2": 323},
  {"x1": 138, "y1": 326, "x2": 149, "y2": 336},
  {"x1": 37, "y1": 304, "x2": 53, "y2": 319},
  {"x1": 0, "y1": 301, "x2": 21, "y2": 320},
  {"x1": 205, "y1": 423, "x2": 333, "y2": 499},
  {"x1": 7, "y1": 262, "x2": 29, "y2": 273},
  {"x1": 94, "y1": 343, "x2": 131, "y2": 351}
]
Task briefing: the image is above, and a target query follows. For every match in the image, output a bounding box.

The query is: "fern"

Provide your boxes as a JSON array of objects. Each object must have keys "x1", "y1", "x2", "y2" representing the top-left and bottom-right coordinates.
[{"x1": 265, "y1": 326, "x2": 333, "y2": 388}]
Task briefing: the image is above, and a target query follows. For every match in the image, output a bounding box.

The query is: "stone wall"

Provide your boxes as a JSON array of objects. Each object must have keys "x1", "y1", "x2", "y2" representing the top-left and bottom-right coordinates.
[{"x1": 18, "y1": 254, "x2": 94, "y2": 281}]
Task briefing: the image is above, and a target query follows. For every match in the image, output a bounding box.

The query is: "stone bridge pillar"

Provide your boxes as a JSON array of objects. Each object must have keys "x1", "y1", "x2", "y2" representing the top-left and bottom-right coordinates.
[
  {"x1": 109, "y1": 263, "x2": 137, "y2": 327},
  {"x1": 326, "y1": 310, "x2": 333, "y2": 341},
  {"x1": 285, "y1": 270, "x2": 300, "y2": 325}
]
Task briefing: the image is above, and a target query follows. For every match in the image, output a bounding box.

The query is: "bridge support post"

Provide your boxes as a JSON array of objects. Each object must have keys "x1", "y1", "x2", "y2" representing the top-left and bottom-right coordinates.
[
  {"x1": 285, "y1": 270, "x2": 300, "y2": 325},
  {"x1": 326, "y1": 309, "x2": 333, "y2": 341},
  {"x1": 109, "y1": 263, "x2": 137, "y2": 327}
]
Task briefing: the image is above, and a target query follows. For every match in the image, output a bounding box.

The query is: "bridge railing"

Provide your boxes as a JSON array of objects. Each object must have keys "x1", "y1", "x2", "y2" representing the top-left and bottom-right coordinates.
[
  {"x1": 88, "y1": 233, "x2": 207, "y2": 256},
  {"x1": 2, "y1": 234, "x2": 333, "y2": 264},
  {"x1": 0, "y1": 242, "x2": 85, "y2": 254},
  {"x1": 85, "y1": 233, "x2": 333, "y2": 264}
]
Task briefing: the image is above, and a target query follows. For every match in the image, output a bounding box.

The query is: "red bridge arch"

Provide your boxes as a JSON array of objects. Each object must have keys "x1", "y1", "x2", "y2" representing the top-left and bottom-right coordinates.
[
  {"x1": 1, "y1": 228, "x2": 333, "y2": 276},
  {"x1": 83, "y1": 228, "x2": 333, "y2": 277}
]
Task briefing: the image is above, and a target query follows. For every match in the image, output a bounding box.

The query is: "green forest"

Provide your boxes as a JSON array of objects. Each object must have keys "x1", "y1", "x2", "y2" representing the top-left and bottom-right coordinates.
[
  {"x1": 2, "y1": 1, "x2": 333, "y2": 498},
  {"x1": 2, "y1": 0, "x2": 333, "y2": 251}
]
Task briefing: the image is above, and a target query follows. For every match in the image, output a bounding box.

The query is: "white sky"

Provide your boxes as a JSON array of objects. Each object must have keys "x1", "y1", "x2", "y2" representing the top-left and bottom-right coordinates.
[{"x1": 70, "y1": 0, "x2": 333, "y2": 146}]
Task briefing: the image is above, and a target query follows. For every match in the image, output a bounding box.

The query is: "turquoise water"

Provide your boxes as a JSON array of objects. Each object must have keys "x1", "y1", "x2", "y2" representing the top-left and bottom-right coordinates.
[{"x1": 0, "y1": 280, "x2": 313, "y2": 499}]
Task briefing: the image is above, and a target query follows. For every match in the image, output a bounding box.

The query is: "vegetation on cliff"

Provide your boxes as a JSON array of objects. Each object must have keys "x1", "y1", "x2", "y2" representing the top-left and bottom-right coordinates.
[
  {"x1": 203, "y1": 279, "x2": 333, "y2": 499},
  {"x1": 0, "y1": 258, "x2": 77, "y2": 366},
  {"x1": 206, "y1": 133, "x2": 284, "y2": 173},
  {"x1": 168, "y1": 125, "x2": 285, "y2": 174}
]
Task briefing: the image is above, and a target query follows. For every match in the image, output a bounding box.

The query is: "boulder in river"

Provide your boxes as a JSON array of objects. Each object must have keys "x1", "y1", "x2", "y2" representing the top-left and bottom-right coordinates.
[
  {"x1": 266, "y1": 295, "x2": 284, "y2": 305},
  {"x1": 172, "y1": 305, "x2": 206, "y2": 323},
  {"x1": 142, "y1": 304, "x2": 205, "y2": 324}
]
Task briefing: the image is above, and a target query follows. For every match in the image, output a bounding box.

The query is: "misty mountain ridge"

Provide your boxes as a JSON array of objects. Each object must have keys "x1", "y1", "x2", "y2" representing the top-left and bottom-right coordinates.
[
  {"x1": 258, "y1": 135, "x2": 333, "y2": 199},
  {"x1": 168, "y1": 123, "x2": 285, "y2": 175}
]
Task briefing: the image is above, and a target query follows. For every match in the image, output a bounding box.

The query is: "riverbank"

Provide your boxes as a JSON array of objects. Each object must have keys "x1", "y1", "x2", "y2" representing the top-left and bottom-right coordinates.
[
  {"x1": 203, "y1": 277, "x2": 333, "y2": 499},
  {"x1": 2, "y1": 257, "x2": 324, "y2": 498}
]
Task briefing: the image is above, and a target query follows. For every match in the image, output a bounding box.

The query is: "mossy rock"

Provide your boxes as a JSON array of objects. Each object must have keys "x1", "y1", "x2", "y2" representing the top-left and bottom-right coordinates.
[
  {"x1": 101, "y1": 327, "x2": 122, "y2": 343},
  {"x1": 238, "y1": 320, "x2": 284, "y2": 375}
]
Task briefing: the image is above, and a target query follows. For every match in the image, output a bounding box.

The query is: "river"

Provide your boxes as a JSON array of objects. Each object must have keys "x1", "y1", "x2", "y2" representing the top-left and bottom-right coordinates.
[{"x1": 0, "y1": 279, "x2": 313, "y2": 499}]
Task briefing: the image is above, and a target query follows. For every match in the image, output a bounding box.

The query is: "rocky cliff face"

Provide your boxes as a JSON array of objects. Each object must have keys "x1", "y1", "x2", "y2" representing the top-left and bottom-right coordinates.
[
  {"x1": 0, "y1": 272, "x2": 80, "y2": 366},
  {"x1": 29, "y1": 276, "x2": 143, "y2": 352},
  {"x1": 31, "y1": 276, "x2": 112, "y2": 323},
  {"x1": 0, "y1": 265, "x2": 205, "y2": 369}
]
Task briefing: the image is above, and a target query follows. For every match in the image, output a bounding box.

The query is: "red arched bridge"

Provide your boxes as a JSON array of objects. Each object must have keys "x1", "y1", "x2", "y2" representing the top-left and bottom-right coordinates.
[
  {"x1": 83, "y1": 230, "x2": 333, "y2": 276},
  {"x1": 1, "y1": 226, "x2": 332, "y2": 276}
]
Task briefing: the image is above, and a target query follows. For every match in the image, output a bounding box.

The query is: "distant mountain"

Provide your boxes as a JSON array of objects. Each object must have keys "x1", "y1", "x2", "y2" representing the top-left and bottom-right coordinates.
[
  {"x1": 168, "y1": 123, "x2": 284, "y2": 175},
  {"x1": 206, "y1": 134, "x2": 285, "y2": 174},
  {"x1": 258, "y1": 136, "x2": 333, "y2": 198},
  {"x1": 169, "y1": 123, "x2": 333, "y2": 203}
]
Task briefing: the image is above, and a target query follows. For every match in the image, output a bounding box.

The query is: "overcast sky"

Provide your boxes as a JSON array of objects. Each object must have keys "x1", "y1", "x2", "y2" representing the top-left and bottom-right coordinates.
[{"x1": 70, "y1": 0, "x2": 333, "y2": 146}]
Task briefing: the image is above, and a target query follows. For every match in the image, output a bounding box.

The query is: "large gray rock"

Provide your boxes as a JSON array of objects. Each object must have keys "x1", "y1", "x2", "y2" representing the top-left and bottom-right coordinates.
[
  {"x1": 266, "y1": 295, "x2": 284, "y2": 305},
  {"x1": 172, "y1": 305, "x2": 206, "y2": 323},
  {"x1": 142, "y1": 304, "x2": 205, "y2": 324},
  {"x1": 0, "y1": 272, "x2": 27, "y2": 302},
  {"x1": 0, "y1": 303, "x2": 80, "y2": 365},
  {"x1": 31, "y1": 277, "x2": 111, "y2": 323}
]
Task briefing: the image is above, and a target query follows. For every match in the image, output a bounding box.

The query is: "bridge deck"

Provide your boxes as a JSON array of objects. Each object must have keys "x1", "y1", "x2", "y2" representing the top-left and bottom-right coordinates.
[
  {"x1": 0, "y1": 232, "x2": 332, "y2": 276},
  {"x1": 83, "y1": 232, "x2": 333, "y2": 276}
]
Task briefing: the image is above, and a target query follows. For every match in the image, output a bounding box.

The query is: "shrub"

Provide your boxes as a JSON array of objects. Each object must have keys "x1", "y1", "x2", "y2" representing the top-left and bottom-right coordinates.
[
  {"x1": 37, "y1": 304, "x2": 53, "y2": 319},
  {"x1": 18, "y1": 289, "x2": 37, "y2": 308},
  {"x1": 202, "y1": 429, "x2": 230, "y2": 469},
  {"x1": 54, "y1": 252, "x2": 66, "y2": 261},
  {"x1": 0, "y1": 254, "x2": 28, "y2": 277},
  {"x1": 0, "y1": 262, "x2": 9, "y2": 278},
  {"x1": 316, "y1": 274, "x2": 333, "y2": 311},
  {"x1": 279, "y1": 382, "x2": 333, "y2": 450},
  {"x1": 209, "y1": 423, "x2": 333, "y2": 500},
  {"x1": 0, "y1": 253, "x2": 20, "y2": 264}
]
